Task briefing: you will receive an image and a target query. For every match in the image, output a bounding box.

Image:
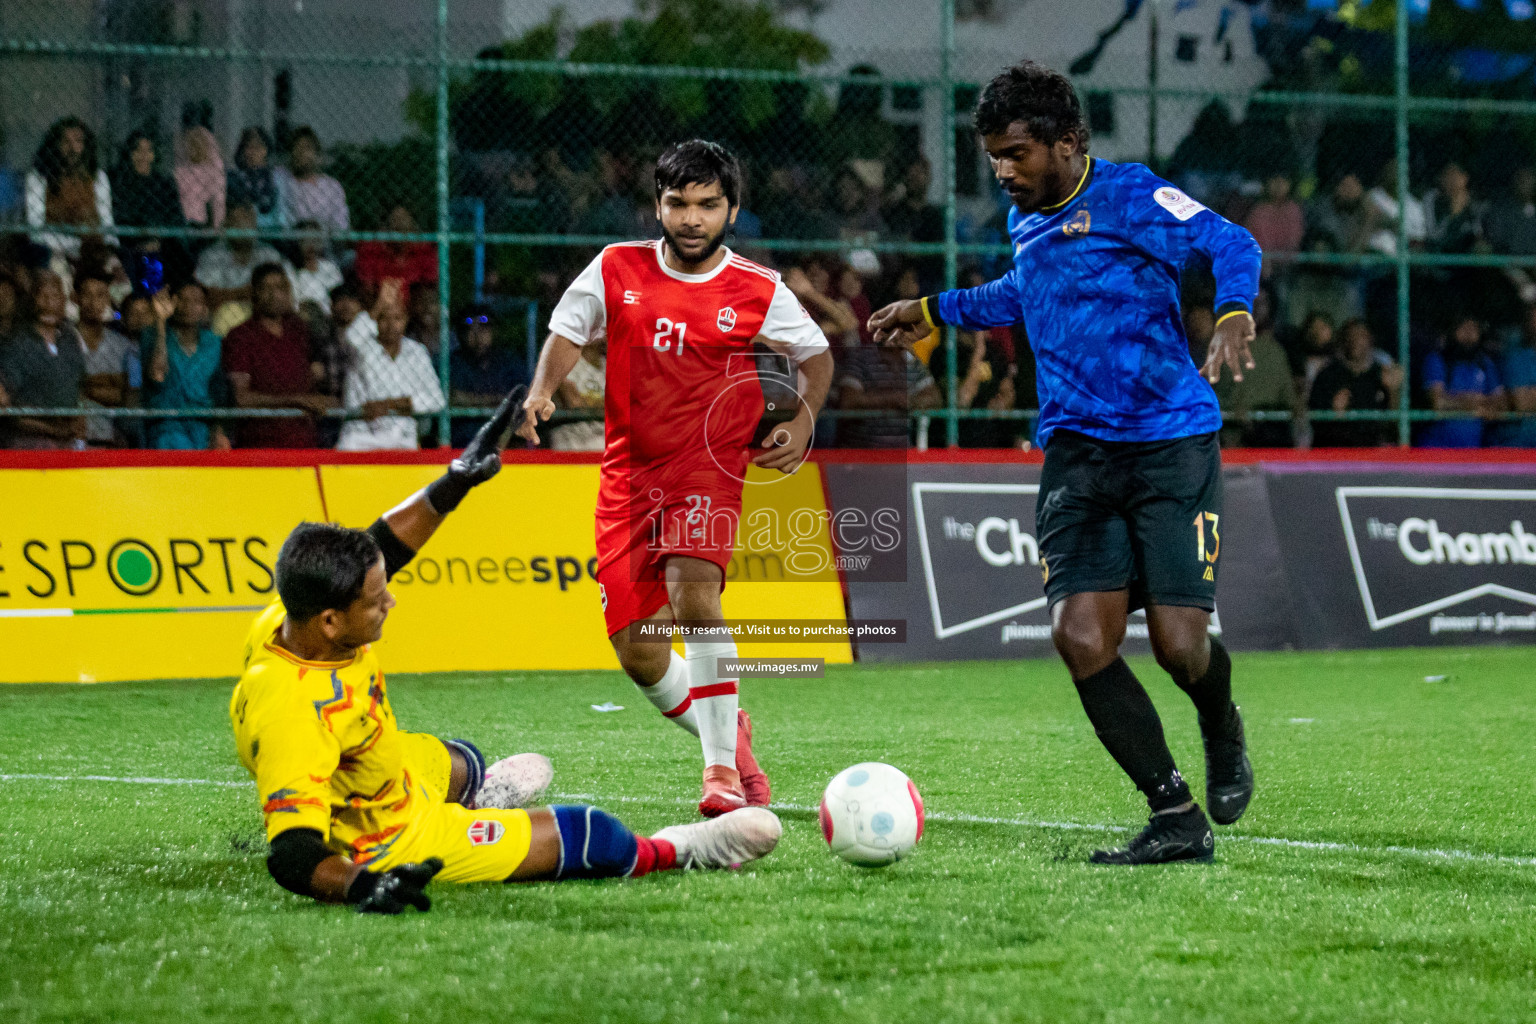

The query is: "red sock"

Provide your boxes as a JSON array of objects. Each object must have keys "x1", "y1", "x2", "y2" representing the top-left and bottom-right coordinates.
[{"x1": 629, "y1": 837, "x2": 678, "y2": 877}]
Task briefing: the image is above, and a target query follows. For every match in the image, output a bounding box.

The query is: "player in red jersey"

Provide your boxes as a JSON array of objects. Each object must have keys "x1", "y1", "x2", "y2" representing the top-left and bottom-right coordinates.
[{"x1": 517, "y1": 141, "x2": 834, "y2": 816}]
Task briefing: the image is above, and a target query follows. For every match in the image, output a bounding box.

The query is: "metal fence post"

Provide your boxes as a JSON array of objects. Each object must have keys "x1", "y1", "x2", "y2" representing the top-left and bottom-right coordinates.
[
  {"x1": 1394, "y1": 0, "x2": 1411, "y2": 448},
  {"x1": 435, "y1": 0, "x2": 453, "y2": 446},
  {"x1": 1147, "y1": 0, "x2": 1159, "y2": 169},
  {"x1": 941, "y1": 0, "x2": 959, "y2": 448}
]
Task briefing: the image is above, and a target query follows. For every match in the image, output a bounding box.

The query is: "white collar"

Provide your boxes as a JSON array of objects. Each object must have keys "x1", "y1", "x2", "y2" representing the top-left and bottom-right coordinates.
[{"x1": 653, "y1": 239, "x2": 733, "y2": 283}]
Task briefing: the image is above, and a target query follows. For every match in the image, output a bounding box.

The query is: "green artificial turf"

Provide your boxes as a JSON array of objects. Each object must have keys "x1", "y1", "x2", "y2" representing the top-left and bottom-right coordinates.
[{"x1": 2, "y1": 647, "x2": 1535, "y2": 1023}]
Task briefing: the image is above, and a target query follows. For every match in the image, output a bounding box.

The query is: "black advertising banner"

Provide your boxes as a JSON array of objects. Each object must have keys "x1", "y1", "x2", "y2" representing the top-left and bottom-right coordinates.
[
  {"x1": 822, "y1": 462, "x2": 1296, "y2": 661},
  {"x1": 1264, "y1": 470, "x2": 1536, "y2": 648}
]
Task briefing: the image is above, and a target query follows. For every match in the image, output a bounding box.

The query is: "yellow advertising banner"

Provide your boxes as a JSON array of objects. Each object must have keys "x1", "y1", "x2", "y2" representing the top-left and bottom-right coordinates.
[
  {"x1": 0, "y1": 467, "x2": 324, "y2": 682},
  {"x1": 1, "y1": 462, "x2": 851, "y2": 681},
  {"x1": 319, "y1": 463, "x2": 853, "y2": 671}
]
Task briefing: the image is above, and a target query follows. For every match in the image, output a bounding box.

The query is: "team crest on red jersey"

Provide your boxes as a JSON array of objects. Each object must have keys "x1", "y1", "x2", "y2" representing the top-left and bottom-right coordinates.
[
  {"x1": 467, "y1": 819, "x2": 505, "y2": 846},
  {"x1": 716, "y1": 306, "x2": 738, "y2": 333}
]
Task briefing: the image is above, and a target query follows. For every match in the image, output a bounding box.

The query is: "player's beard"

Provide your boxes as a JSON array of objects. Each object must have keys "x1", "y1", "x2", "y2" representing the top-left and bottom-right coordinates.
[
  {"x1": 661, "y1": 221, "x2": 728, "y2": 267},
  {"x1": 1011, "y1": 162, "x2": 1071, "y2": 215}
]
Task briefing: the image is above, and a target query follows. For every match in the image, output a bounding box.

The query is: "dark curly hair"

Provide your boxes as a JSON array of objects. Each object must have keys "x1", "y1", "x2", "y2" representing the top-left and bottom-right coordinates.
[
  {"x1": 974, "y1": 61, "x2": 1089, "y2": 152},
  {"x1": 655, "y1": 139, "x2": 742, "y2": 207},
  {"x1": 33, "y1": 116, "x2": 99, "y2": 187}
]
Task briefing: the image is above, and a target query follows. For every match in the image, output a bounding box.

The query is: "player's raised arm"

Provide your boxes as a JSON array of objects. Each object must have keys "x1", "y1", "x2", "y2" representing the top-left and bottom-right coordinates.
[
  {"x1": 869, "y1": 270, "x2": 1025, "y2": 349},
  {"x1": 364, "y1": 383, "x2": 526, "y2": 570},
  {"x1": 1185, "y1": 199, "x2": 1263, "y2": 384},
  {"x1": 519, "y1": 250, "x2": 608, "y2": 444},
  {"x1": 1113, "y1": 168, "x2": 1263, "y2": 384}
]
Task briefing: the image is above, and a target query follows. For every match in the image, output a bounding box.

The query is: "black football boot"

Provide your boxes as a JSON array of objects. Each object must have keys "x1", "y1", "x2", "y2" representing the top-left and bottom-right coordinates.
[
  {"x1": 1202, "y1": 705, "x2": 1254, "y2": 826},
  {"x1": 1089, "y1": 805, "x2": 1215, "y2": 865}
]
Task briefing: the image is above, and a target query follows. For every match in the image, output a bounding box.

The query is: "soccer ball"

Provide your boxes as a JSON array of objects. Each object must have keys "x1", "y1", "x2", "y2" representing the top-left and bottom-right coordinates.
[{"x1": 819, "y1": 762, "x2": 924, "y2": 867}]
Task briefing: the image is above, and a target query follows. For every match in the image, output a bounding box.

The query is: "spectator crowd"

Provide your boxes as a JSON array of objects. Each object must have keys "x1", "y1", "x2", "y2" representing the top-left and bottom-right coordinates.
[
  {"x1": 0, "y1": 115, "x2": 519, "y2": 451},
  {"x1": 2, "y1": 110, "x2": 1534, "y2": 450}
]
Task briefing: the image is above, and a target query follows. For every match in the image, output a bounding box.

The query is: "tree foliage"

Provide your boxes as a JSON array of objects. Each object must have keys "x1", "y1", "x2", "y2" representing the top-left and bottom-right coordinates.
[{"x1": 433, "y1": 0, "x2": 833, "y2": 163}]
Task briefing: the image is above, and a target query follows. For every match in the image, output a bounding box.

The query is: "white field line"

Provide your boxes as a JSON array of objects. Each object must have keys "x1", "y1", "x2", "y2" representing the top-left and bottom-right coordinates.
[
  {"x1": 557, "y1": 792, "x2": 1536, "y2": 869},
  {"x1": 0, "y1": 772, "x2": 248, "y2": 787},
  {"x1": 4, "y1": 773, "x2": 1535, "y2": 869}
]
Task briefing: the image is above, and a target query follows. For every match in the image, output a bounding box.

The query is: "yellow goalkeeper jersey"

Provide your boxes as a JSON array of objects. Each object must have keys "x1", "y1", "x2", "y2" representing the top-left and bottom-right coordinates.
[{"x1": 230, "y1": 599, "x2": 448, "y2": 866}]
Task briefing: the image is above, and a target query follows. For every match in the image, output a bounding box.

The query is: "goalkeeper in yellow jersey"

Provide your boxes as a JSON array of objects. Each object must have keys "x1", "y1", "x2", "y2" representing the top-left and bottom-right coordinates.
[{"x1": 230, "y1": 387, "x2": 781, "y2": 914}]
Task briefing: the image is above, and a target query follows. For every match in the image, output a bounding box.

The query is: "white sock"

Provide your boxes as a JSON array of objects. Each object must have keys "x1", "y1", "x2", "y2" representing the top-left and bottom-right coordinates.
[
  {"x1": 685, "y1": 632, "x2": 739, "y2": 769},
  {"x1": 634, "y1": 651, "x2": 699, "y2": 737}
]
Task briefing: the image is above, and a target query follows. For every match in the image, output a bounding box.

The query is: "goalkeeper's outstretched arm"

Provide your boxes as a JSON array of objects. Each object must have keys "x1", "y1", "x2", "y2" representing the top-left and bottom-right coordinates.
[
  {"x1": 267, "y1": 826, "x2": 443, "y2": 914},
  {"x1": 366, "y1": 383, "x2": 528, "y2": 571}
]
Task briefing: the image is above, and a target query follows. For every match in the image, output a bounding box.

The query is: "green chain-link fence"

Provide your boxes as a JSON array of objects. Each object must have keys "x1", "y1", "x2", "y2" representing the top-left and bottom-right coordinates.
[{"x1": 2, "y1": 0, "x2": 1534, "y2": 449}]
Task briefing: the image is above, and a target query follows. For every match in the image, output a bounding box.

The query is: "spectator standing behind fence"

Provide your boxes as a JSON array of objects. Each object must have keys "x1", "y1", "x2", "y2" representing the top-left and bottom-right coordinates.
[
  {"x1": 1419, "y1": 316, "x2": 1504, "y2": 448},
  {"x1": 174, "y1": 126, "x2": 225, "y2": 229},
  {"x1": 406, "y1": 281, "x2": 445, "y2": 355},
  {"x1": 0, "y1": 128, "x2": 21, "y2": 223},
  {"x1": 196, "y1": 202, "x2": 289, "y2": 331},
  {"x1": 227, "y1": 128, "x2": 285, "y2": 230},
  {"x1": 276, "y1": 127, "x2": 348, "y2": 232},
  {"x1": 141, "y1": 282, "x2": 226, "y2": 450},
  {"x1": 1309, "y1": 319, "x2": 1400, "y2": 448},
  {"x1": 1365, "y1": 159, "x2": 1427, "y2": 257},
  {"x1": 1426, "y1": 161, "x2": 1486, "y2": 254},
  {"x1": 116, "y1": 289, "x2": 152, "y2": 446},
  {"x1": 757, "y1": 166, "x2": 837, "y2": 240},
  {"x1": 830, "y1": 166, "x2": 886, "y2": 242},
  {"x1": 74, "y1": 272, "x2": 135, "y2": 447},
  {"x1": 1308, "y1": 173, "x2": 1371, "y2": 255},
  {"x1": 884, "y1": 156, "x2": 943, "y2": 243},
  {"x1": 336, "y1": 283, "x2": 444, "y2": 451},
  {"x1": 290, "y1": 220, "x2": 342, "y2": 317},
  {"x1": 1283, "y1": 232, "x2": 1362, "y2": 330},
  {"x1": 1494, "y1": 304, "x2": 1536, "y2": 447},
  {"x1": 835, "y1": 343, "x2": 940, "y2": 448},
  {"x1": 222, "y1": 262, "x2": 331, "y2": 449},
  {"x1": 354, "y1": 205, "x2": 437, "y2": 297},
  {"x1": 309, "y1": 280, "x2": 362, "y2": 444},
  {"x1": 0, "y1": 270, "x2": 86, "y2": 449},
  {"x1": 1243, "y1": 172, "x2": 1304, "y2": 279},
  {"x1": 939, "y1": 327, "x2": 1017, "y2": 448},
  {"x1": 785, "y1": 264, "x2": 859, "y2": 348},
  {"x1": 0, "y1": 271, "x2": 20, "y2": 340},
  {"x1": 1286, "y1": 311, "x2": 1339, "y2": 402},
  {"x1": 1202, "y1": 289, "x2": 1301, "y2": 448},
  {"x1": 111, "y1": 131, "x2": 184, "y2": 230},
  {"x1": 547, "y1": 335, "x2": 606, "y2": 452},
  {"x1": 26, "y1": 117, "x2": 114, "y2": 260},
  {"x1": 486, "y1": 154, "x2": 571, "y2": 234},
  {"x1": 1487, "y1": 165, "x2": 1536, "y2": 305},
  {"x1": 449, "y1": 304, "x2": 528, "y2": 448}
]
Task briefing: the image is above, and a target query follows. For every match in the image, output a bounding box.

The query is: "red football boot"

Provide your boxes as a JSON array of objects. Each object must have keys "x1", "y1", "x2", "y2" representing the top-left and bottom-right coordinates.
[
  {"x1": 698, "y1": 764, "x2": 747, "y2": 818},
  {"x1": 736, "y1": 710, "x2": 772, "y2": 807}
]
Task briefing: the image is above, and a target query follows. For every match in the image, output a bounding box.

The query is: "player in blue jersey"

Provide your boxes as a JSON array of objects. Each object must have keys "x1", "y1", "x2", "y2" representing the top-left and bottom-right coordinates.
[{"x1": 870, "y1": 62, "x2": 1258, "y2": 865}]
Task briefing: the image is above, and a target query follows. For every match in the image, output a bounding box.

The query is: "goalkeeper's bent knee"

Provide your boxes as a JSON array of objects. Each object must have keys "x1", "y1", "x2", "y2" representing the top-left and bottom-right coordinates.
[
  {"x1": 443, "y1": 737, "x2": 486, "y2": 805},
  {"x1": 550, "y1": 804, "x2": 639, "y2": 879}
]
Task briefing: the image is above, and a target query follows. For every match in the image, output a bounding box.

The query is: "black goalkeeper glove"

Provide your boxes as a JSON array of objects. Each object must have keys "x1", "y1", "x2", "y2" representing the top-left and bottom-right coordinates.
[
  {"x1": 347, "y1": 857, "x2": 444, "y2": 915},
  {"x1": 424, "y1": 384, "x2": 528, "y2": 514}
]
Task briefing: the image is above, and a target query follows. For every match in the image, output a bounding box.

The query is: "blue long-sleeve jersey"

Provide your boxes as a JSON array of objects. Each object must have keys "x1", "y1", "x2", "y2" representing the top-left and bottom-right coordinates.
[{"x1": 934, "y1": 157, "x2": 1262, "y2": 447}]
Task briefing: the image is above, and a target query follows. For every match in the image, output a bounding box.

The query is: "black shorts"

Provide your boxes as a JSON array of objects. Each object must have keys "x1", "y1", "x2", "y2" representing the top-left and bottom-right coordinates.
[{"x1": 1036, "y1": 429, "x2": 1222, "y2": 612}]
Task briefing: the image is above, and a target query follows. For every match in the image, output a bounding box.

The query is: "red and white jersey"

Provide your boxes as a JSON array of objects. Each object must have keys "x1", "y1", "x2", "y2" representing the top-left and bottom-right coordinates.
[{"x1": 548, "y1": 241, "x2": 828, "y2": 516}]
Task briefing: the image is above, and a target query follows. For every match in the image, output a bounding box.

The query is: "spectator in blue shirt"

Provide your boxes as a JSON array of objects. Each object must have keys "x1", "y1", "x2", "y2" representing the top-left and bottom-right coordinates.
[
  {"x1": 141, "y1": 281, "x2": 228, "y2": 450},
  {"x1": 448, "y1": 303, "x2": 528, "y2": 447},
  {"x1": 1418, "y1": 316, "x2": 1504, "y2": 448},
  {"x1": 1496, "y1": 305, "x2": 1536, "y2": 447}
]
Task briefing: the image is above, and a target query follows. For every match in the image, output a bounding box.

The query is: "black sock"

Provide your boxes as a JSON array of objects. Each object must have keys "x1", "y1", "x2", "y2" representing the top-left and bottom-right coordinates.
[
  {"x1": 1176, "y1": 638, "x2": 1236, "y2": 733},
  {"x1": 1074, "y1": 658, "x2": 1192, "y2": 813}
]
